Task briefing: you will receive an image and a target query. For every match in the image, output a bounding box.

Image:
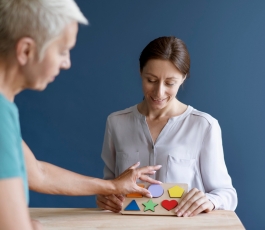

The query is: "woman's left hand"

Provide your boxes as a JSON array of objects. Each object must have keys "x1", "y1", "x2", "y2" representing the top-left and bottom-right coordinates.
[{"x1": 175, "y1": 188, "x2": 214, "y2": 217}]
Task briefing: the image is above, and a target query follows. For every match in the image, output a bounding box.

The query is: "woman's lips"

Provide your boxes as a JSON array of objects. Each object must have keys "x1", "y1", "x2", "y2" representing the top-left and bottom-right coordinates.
[{"x1": 151, "y1": 97, "x2": 167, "y2": 103}]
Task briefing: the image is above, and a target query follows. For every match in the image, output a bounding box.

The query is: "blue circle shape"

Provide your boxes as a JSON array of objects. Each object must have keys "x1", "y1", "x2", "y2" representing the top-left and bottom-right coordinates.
[{"x1": 148, "y1": 184, "x2": 164, "y2": 198}]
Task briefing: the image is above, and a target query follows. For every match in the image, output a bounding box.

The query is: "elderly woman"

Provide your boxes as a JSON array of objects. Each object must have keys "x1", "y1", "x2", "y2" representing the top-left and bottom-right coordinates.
[
  {"x1": 97, "y1": 36, "x2": 238, "y2": 217},
  {"x1": 0, "y1": 1, "x2": 161, "y2": 229}
]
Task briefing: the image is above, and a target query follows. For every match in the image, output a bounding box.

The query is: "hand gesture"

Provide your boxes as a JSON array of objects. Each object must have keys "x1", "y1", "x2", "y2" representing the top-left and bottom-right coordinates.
[
  {"x1": 96, "y1": 194, "x2": 124, "y2": 213},
  {"x1": 112, "y1": 162, "x2": 162, "y2": 198},
  {"x1": 175, "y1": 188, "x2": 214, "y2": 217}
]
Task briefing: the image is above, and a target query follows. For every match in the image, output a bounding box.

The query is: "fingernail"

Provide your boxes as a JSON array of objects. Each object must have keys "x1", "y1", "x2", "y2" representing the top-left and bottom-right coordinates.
[
  {"x1": 177, "y1": 212, "x2": 182, "y2": 217},
  {"x1": 147, "y1": 193, "x2": 152, "y2": 198},
  {"x1": 157, "y1": 165, "x2": 162, "y2": 168}
]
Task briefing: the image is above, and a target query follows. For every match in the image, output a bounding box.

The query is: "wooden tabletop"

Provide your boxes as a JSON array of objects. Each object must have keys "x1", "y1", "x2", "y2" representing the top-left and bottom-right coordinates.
[{"x1": 29, "y1": 208, "x2": 245, "y2": 230}]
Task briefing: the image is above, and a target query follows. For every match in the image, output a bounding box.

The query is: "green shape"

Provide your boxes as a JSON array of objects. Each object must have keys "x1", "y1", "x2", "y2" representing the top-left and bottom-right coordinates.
[{"x1": 142, "y1": 199, "x2": 158, "y2": 212}]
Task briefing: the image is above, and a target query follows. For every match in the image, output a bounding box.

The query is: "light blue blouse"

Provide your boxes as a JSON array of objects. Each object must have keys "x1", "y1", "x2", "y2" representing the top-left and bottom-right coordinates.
[{"x1": 101, "y1": 105, "x2": 237, "y2": 211}]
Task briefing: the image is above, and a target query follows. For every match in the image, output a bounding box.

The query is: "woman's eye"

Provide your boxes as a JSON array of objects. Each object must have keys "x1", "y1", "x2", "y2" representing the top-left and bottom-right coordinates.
[
  {"x1": 166, "y1": 82, "x2": 175, "y2": 86},
  {"x1": 148, "y1": 79, "x2": 156, "y2": 83}
]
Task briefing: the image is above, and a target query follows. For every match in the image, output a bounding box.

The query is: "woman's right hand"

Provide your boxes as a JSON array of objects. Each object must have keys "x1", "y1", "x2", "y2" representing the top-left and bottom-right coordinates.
[{"x1": 96, "y1": 194, "x2": 125, "y2": 213}]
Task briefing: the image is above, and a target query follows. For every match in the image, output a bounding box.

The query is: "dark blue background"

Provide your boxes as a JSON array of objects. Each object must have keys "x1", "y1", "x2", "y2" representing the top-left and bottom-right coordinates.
[{"x1": 15, "y1": 1, "x2": 265, "y2": 229}]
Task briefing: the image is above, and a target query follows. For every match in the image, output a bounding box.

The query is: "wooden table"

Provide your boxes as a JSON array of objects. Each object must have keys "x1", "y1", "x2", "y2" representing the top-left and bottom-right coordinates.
[{"x1": 29, "y1": 208, "x2": 245, "y2": 230}]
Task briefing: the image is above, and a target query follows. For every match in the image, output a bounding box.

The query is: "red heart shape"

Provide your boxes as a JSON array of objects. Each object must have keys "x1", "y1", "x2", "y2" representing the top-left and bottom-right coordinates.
[{"x1": 161, "y1": 200, "x2": 178, "y2": 211}]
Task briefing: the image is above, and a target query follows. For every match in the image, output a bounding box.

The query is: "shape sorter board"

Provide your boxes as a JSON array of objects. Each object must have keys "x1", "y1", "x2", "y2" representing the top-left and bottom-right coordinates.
[{"x1": 121, "y1": 183, "x2": 188, "y2": 216}]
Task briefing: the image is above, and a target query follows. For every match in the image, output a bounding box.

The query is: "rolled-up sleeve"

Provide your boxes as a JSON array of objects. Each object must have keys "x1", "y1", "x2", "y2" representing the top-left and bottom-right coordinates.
[
  {"x1": 200, "y1": 120, "x2": 238, "y2": 210},
  {"x1": 101, "y1": 117, "x2": 116, "y2": 180}
]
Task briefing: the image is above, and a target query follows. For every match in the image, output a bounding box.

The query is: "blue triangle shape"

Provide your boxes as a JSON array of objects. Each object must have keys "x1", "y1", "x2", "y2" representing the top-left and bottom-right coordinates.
[{"x1": 124, "y1": 200, "x2": 140, "y2": 211}]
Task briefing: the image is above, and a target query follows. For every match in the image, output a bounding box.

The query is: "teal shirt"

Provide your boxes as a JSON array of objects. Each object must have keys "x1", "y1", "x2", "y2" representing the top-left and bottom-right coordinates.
[{"x1": 0, "y1": 94, "x2": 29, "y2": 205}]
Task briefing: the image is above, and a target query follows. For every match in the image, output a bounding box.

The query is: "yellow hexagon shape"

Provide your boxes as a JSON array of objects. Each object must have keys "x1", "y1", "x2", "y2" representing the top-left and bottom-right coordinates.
[{"x1": 168, "y1": 185, "x2": 185, "y2": 198}]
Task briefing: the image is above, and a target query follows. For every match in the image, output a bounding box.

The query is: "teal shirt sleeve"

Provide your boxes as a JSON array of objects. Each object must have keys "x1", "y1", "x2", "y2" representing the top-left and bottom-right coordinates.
[
  {"x1": 0, "y1": 94, "x2": 29, "y2": 205},
  {"x1": 0, "y1": 103, "x2": 21, "y2": 179}
]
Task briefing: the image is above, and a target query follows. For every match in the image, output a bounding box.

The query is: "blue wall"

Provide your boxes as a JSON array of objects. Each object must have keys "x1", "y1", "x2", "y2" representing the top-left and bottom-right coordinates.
[{"x1": 15, "y1": 1, "x2": 265, "y2": 229}]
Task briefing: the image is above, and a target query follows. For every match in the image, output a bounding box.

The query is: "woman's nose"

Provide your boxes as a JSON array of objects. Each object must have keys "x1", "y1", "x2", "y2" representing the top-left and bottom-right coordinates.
[
  {"x1": 154, "y1": 83, "x2": 164, "y2": 98},
  {"x1": 61, "y1": 58, "x2": 71, "y2": 70}
]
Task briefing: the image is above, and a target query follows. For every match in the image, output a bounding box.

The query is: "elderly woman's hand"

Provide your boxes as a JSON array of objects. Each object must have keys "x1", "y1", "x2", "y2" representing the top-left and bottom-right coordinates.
[
  {"x1": 175, "y1": 188, "x2": 214, "y2": 217},
  {"x1": 96, "y1": 194, "x2": 125, "y2": 213}
]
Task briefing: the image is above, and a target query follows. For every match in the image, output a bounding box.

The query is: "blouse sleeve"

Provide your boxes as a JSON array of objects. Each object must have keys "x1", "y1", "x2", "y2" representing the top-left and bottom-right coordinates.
[
  {"x1": 101, "y1": 116, "x2": 116, "y2": 180},
  {"x1": 200, "y1": 119, "x2": 238, "y2": 210}
]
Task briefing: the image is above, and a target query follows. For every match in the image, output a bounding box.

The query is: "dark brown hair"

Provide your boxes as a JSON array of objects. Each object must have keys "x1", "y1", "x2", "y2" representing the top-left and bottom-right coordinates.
[{"x1": 139, "y1": 36, "x2": 190, "y2": 77}]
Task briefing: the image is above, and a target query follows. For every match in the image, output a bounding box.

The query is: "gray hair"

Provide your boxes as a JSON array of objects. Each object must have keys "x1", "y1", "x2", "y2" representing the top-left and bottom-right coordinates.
[{"x1": 0, "y1": 0, "x2": 88, "y2": 59}]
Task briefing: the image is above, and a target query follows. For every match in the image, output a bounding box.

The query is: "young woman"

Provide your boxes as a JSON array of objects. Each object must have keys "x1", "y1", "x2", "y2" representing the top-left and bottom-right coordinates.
[
  {"x1": 0, "y1": 1, "x2": 161, "y2": 229},
  {"x1": 97, "y1": 36, "x2": 237, "y2": 217}
]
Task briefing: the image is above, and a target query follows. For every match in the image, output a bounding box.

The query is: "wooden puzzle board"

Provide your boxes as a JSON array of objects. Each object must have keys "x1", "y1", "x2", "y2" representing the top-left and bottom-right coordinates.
[{"x1": 121, "y1": 183, "x2": 188, "y2": 216}]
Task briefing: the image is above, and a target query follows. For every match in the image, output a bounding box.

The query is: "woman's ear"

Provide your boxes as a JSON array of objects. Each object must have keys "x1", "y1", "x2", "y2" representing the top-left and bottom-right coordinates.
[{"x1": 16, "y1": 37, "x2": 36, "y2": 66}]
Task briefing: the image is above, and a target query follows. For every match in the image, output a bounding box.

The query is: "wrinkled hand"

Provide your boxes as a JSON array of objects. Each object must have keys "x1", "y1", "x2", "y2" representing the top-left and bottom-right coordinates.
[
  {"x1": 112, "y1": 162, "x2": 162, "y2": 198},
  {"x1": 96, "y1": 194, "x2": 124, "y2": 213},
  {"x1": 175, "y1": 188, "x2": 214, "y2": 217}
]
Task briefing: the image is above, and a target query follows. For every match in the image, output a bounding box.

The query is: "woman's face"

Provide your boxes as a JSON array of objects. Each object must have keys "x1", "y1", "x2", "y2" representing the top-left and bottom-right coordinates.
[
  {"x1": 22, "y1": 21, "x2": 78, "y2": 91},
  {"x1": 140, "y1": 59, "x2": 185, "y2": 110}
]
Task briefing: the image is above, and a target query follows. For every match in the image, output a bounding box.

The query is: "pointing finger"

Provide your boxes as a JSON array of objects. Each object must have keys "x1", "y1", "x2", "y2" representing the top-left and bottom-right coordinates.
[
  {"x1": 129, "y1": 162, "x2": 140, "y2": 170},
  {"x1": 139, "y1": 175, "x2": 162, "y2": 184},
  {"x1": 137, "y1": 165, "x2": 162, "y2": 174}
]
